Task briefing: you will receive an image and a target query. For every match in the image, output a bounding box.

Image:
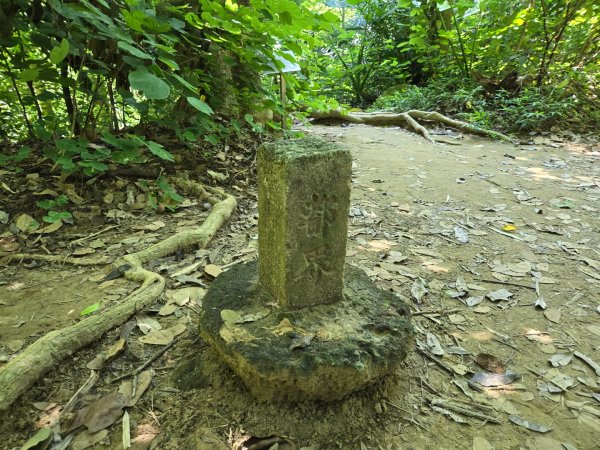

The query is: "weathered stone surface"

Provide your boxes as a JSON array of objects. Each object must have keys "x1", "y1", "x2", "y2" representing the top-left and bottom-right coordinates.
[
  {"x1": 197, "y1": 136, "x2": 413, "y2": 402},
  {"x1": 258, "y1": 137, "x2": 352, "y2": 309},
  {"x1": 198, "y1": 261, "x2": 413, "y2": 402}
]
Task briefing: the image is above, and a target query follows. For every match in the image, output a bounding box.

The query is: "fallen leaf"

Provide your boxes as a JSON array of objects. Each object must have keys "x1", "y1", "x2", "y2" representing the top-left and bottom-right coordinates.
[
  {"x1": 73, "y1": 247, "x2": 95, "y2": 256},
  {"x1": 19, "y1": 427, "x2": 53, "y2": 450},
  {"x1": 472, "y1": 436, "x2": 493, "y2": 450},
  {"x1": 486, "y1": 289, "x2": 513, "y2": 301},
  {"x1": 207, "y1": 170, "x2": 227, "y2": 181},
  {"x1": 7, "y1": 339, "x2": 24, "y2": 352},
  {"x1": 221, "y1": 309, "x2": 243, "y2": 327},
  {"x1": 544, "y1": 308, "x2": 561, "y2": 323},
  {"x1": 454, "y1": 226, "x2": 469, "y2": 243},
  {"x1": 71, "y1": 429, "x2": 108, "y2": 450},
  {"x1": 15, "y1": 214, "x2": 40, "y2": 232},
  {"x1": 384, "y1": 250, "x2": 407, "y2": 264},
  {"x1": 158, "y1": 303, "x2": 178, "y2": 316},
  {"x1": 119, "y1": 370, "x2": 153, "y2": 407},
  {"x1": 528, "y1": 436, "x2": 564, "y2": 450},
  {"x1": 269, "y1": 319, "x2": 294, "y2": 336},
  {"x1": 475, "y1": 353, "x2": 506, "y2": 374},
  {"x1": 132, "y1": 221, "x2": 165, "y2": 231},
  {"x1": 508, "y1": 415, "x2": 552, "y2": 433},
  {"x1": 204, "y1": 264, "x2": 223, "y2": 278},
  {"x1": 34, "y1": 221, "x2": 63, "y2": 234},
  {"x1": 290, "y1": 334, "x2": 314, "y2": 350},
  {"x1": 539, "y1": 344, "x2": 556, "y2": 354},
  {"x1": 136, "y1": 313, "x2": 162, "y2": 334},
  {"x1": 549, "y1": 353, "x2": 572, "y2": 368},
  {"x1": 411, "y1": 277, "x2": 428, "y2": 303},
  {"x1": 466, "y1": 296, "x2": 484, "y2": 307},
  {"x1": 69, "y1": 392, "x2": 127, "y2": 433},
  {"x1": 426, "y1": 333, "x2": 444, "y2": 356},
  {"x1": 219, "y1": 325, "x2": 256, "y2": 343},
  {"x1": 139, "y1": 329, "x2": 174, "y2": 345},
  {"x1": 132, "y1": 423, "x2": 158, "y2": 445},
  {"x1": 449, "y1": 314, "x2": 466, "y2": 324}
]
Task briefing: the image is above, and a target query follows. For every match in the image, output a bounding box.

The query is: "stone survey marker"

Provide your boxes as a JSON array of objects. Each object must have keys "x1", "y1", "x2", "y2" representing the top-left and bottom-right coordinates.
[
  {"x1": 199, "y1": 137, "x2": 413, "y2": 401},
  {"x1": 258, "y1": 139, "x2": 351, "y2": 309}
]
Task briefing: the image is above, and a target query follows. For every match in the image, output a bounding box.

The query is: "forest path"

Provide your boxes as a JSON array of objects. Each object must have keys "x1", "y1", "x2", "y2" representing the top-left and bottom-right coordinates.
[
  {"x1": 1, "y1": 124, "x2": 599, "y2": 449},
  {"x1": 307, "y1": 123, "x2": 600, "y2": 449}
]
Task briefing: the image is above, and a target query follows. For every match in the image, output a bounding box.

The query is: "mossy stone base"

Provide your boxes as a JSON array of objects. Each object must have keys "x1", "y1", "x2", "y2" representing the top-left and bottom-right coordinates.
[{"x1": 198, "y1": 262, "x2": 414, "y2": 402}]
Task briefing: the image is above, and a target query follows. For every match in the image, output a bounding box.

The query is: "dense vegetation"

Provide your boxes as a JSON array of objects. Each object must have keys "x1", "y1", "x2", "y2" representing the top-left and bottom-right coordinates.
[
  {"x1": 0, "y1": 0, "x2": 598, "y2": 174},
  {"x1": 312, "y1": 0, "x2": 599, "y2": 131}
]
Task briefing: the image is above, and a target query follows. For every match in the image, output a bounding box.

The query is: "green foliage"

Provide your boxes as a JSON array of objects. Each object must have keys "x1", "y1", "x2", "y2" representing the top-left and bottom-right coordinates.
[
  {"x1": 373, "y1": 85, "x2": 437, "y2": 112},
  {"x1": 147, "y1": 176, "x2": 183, "y2": 212},
  {"x1": 41, "y1": 134, "x2": 173, "y2": 176},
  {"x1": 374, "y1": 81, "x2": 582, "y2": 132},
  {"x1": 310, "y1": 0, "x2": 598, "y2": 131},
  {"x1": 0, "y1": 0, "x2": 331, "y2": 168},
  {"x1": 36, "y1": 194, "x2": 73, "y2": 223},
  {"x1": 80, "y1": 303, "x2": 100, "y2": 316},
  {"x1": 0, "y1": 145, "x2": 31, "y2": 168},
  {"x1": 492, "y1": 88, "x2": 578, "y2": 131}
]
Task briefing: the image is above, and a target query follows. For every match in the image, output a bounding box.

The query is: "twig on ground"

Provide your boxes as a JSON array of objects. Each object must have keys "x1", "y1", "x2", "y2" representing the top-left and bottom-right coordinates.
[
  {"x1": 63, "y1": 370, "x2": 99, "y2": 415},
  {"x1": 69, "y1": 225, "x2": 119, "y2": 247},
  {"x1": 112, "y1": 336, "x2": 183, "y2": 383},
  {"x1": 486, "y1": 226, "x2": 524, "y2": 241},
  {"x1": 416, "y1": 347, "x2": 454, "y2": 375},
  {"x1": 477, "y1": 278, "x2": 536, "y2": 290},
  {"x1": 429, "y1": 397, "x2": 503, "y2": 424}
]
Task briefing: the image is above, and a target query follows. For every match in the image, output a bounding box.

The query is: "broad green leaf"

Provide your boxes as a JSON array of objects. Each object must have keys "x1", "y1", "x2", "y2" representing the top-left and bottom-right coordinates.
[
  {"x1": 144, "y1": 140, "x2": 175, "y2": 162},
  {"x1": 49, "y1": 39, "x2": 70, "y2": 65},
  {"x1": 321, "y1": 11, "x2": 339, "y2": 22},
  {"x1": 43, "y1": 211, "x2": 72, "y2": 223},
  {"x1": 159, "y1": 57, "x2": 180, "y2": 70},
  {"x1": 279, "y1": 11, "x2": 292, "y2": 24},
  {"x1": 128, "y1": 69, "x2": 170, "y2": 100},
  {"x1": 80, "y1": 303, "x2": 100, "y2": 316},
  {"x1": 172, "y1": 73, "x2": 197, "y2": 93},
  {"x1": 78, "y1": 161, "x2": 109, "y2": 172},
  {"x1": 225, "y1": 0, "x2": 239, "y2": 13},
  {"x1": 187, "y1": 97, "x2": 213, "y2": 115},
  {"x1": 121, "y1": 9, "x2": 144, "y2": 32},
  {"x1": 117, "y1": 41, "x2": 153, "y2": 60},
  {"x1": 19, "y1": 69, "x2": 40, "y2": 82}
]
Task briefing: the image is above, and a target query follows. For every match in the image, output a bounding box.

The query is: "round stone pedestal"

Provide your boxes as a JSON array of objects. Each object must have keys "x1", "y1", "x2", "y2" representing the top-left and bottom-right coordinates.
[{"x1": 198, "y1": 261, "x2": 413, "y2": 402}]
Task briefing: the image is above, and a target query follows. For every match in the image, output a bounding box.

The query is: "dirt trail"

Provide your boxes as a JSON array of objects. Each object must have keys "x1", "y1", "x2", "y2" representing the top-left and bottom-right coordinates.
[
  {"x1": 310, "y1": 123, "x2": 600, "y2": 449},
  {"x1": 1, "y1": 124, "x2": 599, "y2": 450}
]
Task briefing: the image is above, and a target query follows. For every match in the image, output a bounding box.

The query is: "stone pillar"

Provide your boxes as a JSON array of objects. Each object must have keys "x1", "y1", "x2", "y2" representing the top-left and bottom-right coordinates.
[{"x1": 258, "y1": 137, "x2": 352, "y2": 309}]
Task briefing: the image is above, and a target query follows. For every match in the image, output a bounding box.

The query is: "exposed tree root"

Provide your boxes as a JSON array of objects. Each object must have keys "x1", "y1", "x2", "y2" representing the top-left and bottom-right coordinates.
[
  {"x1": 309, "y1": 109, "x2": 512, "y2": 143},
  {"x1": 0, "y1": 180, "x2": 237, "y2": 410}
]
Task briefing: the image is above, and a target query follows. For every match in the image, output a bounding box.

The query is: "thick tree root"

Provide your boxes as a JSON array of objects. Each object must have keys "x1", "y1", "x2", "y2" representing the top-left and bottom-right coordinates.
[
  {"x1": 0, "y1": 181, "x2": 237, "y2": 410},
  {"x1": 309, "y1": 109, "x2": 512, "y2": 143}
]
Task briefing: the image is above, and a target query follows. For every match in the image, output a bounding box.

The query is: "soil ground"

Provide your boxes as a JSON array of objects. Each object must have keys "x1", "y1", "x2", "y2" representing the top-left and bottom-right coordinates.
[{"x1": 1, "y1": 123, "x2": 599, "y2": 450}]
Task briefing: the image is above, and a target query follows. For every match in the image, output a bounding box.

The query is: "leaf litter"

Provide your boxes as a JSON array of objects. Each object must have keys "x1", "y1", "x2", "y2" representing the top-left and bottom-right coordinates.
[{"x1": 2, "y1": 124, "x2": 600, "y2": 449}]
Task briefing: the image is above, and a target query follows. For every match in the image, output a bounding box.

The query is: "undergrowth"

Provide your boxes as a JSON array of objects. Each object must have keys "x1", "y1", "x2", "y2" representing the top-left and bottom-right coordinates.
[{"x1": 372, "y1": 79, "x2": 597, "y2": 133}]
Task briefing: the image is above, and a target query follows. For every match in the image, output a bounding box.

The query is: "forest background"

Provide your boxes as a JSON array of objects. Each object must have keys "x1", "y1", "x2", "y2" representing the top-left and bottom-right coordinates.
[{"x1": 0, "y1": 0, "x2": 598, "y2": 206}]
